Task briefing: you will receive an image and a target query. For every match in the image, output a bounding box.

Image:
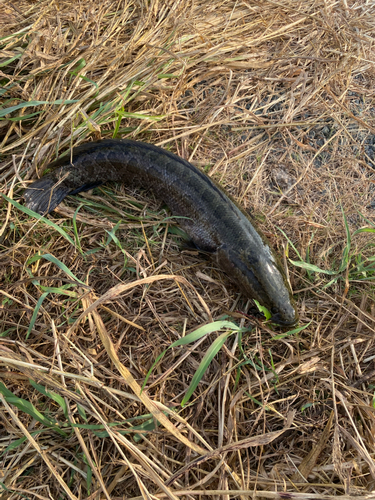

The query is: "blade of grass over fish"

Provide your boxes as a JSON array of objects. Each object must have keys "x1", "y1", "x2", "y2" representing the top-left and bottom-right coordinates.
[
  {"x1": 142, "y1": 321, "x2": 246, "y2": 390},
  {"x1": 271, "y1": 321, "x2": 311, "y2": 340},
  {"x1": 1, "y1": 194, "x2": 76, "y2": 247},
  {"x1": 27, "y1": 254, "x2": 86, "y2": 285},
  {"x1": 0, "y1": 99, "x2": 78, "y2": 118},
  {"x1": 76, "y1": 190, "x2": 160, "y2": 221},
  {"x1": 253, "y1": 299, "x2": 272, "y2": 320},
  {"x1": 181, "y1": 330, "x2": 234, "y2": 406}
]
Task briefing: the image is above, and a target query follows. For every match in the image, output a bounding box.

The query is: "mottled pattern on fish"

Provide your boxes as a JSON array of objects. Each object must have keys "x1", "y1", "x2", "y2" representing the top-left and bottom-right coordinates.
[{"x1": 24, "y1": 139, "x2": 298, "y2": 325}]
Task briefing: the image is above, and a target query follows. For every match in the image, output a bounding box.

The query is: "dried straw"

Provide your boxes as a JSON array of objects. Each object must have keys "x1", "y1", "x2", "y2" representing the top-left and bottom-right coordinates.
[{"x1": 1, "y1": 0, "x2": 375, "y2": 498}]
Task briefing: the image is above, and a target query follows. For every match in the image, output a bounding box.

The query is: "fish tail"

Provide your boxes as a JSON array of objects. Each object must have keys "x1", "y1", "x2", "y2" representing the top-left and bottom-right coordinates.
[{"x1": 23, "y1": 177, "x2": 71, "y2": 215}]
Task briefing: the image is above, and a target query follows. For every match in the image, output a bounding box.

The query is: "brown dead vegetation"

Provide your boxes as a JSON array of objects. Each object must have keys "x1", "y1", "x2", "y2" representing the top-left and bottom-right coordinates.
[{"x1": 1, "y1": 0, "x2": 375, "y2": 499}]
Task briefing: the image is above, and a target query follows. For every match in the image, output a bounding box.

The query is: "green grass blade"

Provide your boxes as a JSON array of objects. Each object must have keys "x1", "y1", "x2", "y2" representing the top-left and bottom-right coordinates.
[
  {"x1": 38, "y1": 285, "x2": 78, "y2": 297},
  {"x1": 105, "y1": 222, "x2": 128, "y2": 266},
  {"x1": 352, "y1": 227, "x2": 375, "y2": 237},
  {"x1": 0, "y1": 382, "x2": 67, "y2": 435},
  {"x1": 116, "y1": 111, "x2": 165, "y2": 121},
  {"x1": 142, "y1": 320, "x2": 245, "y2": 391},
  {"x1": 1, "y1": 429, "x2": 46, "y2": 456},
  {"x1": 171, "y1": 320, "x2": 245, "y2": 347},
  {"x1": 0, "y1": 381, "x2": 16, "y2": 399},
  {"x1": 181, "y1": 330, "x2": 233, "y2": 406},
  {"x1": 246, "y1": 392, "x2": 271, "y2": 410},
  {"x1": 82, "y1": 455, "x2": 93, "y2": 495},
  {"x1": 133, "y1": 417, "x2": 161, "y2": 442},
  {"x1": 0, "y1": 53, "x2": 22, "y2": 67},
  {"x1": 29, "y1": 380, "x2": 68, "y2": 419},
  {"x1": 72, "y1": 204, "x2": 84, "y2": 255},
  {"x1": 253, "y1": 299, "x2": 272, "y2": 320},
  {"x1": 0, "y1": 99, "x2": 78, "y2": 118},
  {"x1": 77, "y1": 404, "x2": 88, "y2": 421},
  {"x1": 1, "y1": 327, "x2": 16, "y2": 337},
  {"x1": 1, "y1": 193, "x2": 76, "y2": 247},
  {"x1": 271, "y1": 321, "x2": 311, "y2": 340},
  {"x1": 357, "y1": 211, "x2": 375, "y2": 228},
  {"x1": 289, "y1": 260, "x2": 338, "y2": 275},
  {"x1": 322, "y1": 277, "x2": 339, "y2": 289},
  {"x1": 305, "y1": 230, "x2": 317, "y2": 281},
  {"x1": 8, "y1": 111, "x2": 42, "y2": 121},
  {"x1": 26, "y1": 291, "x2": 49, "y2": 338},
  {"x1": 277, "y1": 226, "x2": 302, "y2": 260},
  {"x1": 5, "y1": 397, "x2": 68, "y2": 436},
  {"x1": 113, "y1": 104, "x2": 125, "y2": 138},
  {"x1": 27, "y1": 253, "x2": 86, "y2": 285}
]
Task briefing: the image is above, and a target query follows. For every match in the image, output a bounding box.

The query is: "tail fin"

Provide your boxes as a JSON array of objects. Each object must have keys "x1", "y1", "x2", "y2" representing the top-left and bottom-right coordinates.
[{"x1": 24, "y1": 177, "x2": 71, "y2": 215}]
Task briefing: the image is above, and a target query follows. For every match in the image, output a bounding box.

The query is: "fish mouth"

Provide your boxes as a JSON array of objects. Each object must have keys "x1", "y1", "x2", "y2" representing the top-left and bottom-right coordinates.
[{"x1": 270, "y1": 311, "x2": 299, "y2": 327}]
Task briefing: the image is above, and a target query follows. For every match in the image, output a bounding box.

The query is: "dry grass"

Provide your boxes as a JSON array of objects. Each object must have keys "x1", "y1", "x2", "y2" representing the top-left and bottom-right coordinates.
[{"x1": 1, "y1": 0, "x2": 375, "y2": 498}]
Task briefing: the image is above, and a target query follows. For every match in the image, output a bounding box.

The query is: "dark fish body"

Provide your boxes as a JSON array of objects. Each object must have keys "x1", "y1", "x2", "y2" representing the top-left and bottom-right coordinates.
[{"x1": 24, "y1": 139, "x2": 298, "y2": 326}]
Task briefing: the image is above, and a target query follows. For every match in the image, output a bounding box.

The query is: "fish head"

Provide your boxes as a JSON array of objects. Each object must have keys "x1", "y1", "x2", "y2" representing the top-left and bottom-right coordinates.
[{"x1": 216, "y1": 244, "x2": 298, "y2": 327}]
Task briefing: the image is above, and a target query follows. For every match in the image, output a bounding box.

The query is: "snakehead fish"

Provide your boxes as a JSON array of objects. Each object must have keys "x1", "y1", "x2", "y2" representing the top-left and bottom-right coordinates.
[{"x1": 23, "y1": 139, "x2": 298, "y2": 326}]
